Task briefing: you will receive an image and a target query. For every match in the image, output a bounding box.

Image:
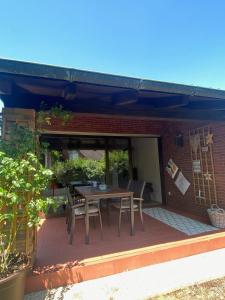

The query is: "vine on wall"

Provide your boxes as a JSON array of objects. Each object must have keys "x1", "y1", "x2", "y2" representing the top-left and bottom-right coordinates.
[{"x1": 37, "y1": 103, "x2": 73, "y2": 126}]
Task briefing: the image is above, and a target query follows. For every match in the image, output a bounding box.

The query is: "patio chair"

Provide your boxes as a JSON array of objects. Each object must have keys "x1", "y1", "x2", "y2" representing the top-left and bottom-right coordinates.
[
  {"x1": 106, "y1": 179, "x2": 132, "y2": 226},
  {"x1": 67, "y1": 192, "x2": 103, "y2": 244},
  {"x1": 113, "y1": 180, "x2": 146, "y2": 236}
]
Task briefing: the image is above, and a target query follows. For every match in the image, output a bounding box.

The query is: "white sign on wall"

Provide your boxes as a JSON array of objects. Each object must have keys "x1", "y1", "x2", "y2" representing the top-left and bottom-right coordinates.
[
  {"x1": 175, "y1": 172, "x2": 190, "y2": 195},
  {"x1": 193, "y1": 160, "x2": 201, "y2": 173}
]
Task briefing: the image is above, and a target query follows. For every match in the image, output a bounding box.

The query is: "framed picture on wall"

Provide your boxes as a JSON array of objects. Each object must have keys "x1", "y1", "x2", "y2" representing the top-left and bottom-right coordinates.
[{"x1": 166, "y1": 158, "x2": 178, "y2": 179}]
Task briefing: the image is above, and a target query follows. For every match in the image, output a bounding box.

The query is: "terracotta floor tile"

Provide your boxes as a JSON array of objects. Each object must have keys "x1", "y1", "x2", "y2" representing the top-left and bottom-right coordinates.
[{"x1": 35, "y1": 208, "x2": 214, "y2": 268}]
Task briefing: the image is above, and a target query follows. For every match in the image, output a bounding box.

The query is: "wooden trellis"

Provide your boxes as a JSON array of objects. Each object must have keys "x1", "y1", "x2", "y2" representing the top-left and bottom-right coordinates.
[{"x1": 189, "y1": 126, "x2": 217, "y2": 207}]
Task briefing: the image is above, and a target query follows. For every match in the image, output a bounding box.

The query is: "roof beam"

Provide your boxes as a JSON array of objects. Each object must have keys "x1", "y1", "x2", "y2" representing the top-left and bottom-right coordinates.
[
  {"x1": 188, "y1": 100, "x2": 225, "y2": 111},
  {"x1": 16, "y1": 82, "x2": 63, "y2": 97},
  {"x1": 143, "y1": 95, "x2": 190, "y2": 109},
  {"x1": 72, "y1": 100, "x2": 225, "y2": 121},
  {"x1": 62, "y1": 84, "x2": 76, "y2": 100},
  {"x1": 0, "y1": 79, "x2": 12, "y2": 95},
  {"x1": 113, "y1": 90, "x2": 138, "y2": 106}
]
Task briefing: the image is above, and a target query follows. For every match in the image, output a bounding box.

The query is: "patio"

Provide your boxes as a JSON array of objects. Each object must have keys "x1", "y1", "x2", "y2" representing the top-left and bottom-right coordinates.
[
  {"x1": 1, "y1": 59, "x2": 225, "y2": 296},
  {"x1": 25, "y1": 206, "x2": 225, "y2": 293}
]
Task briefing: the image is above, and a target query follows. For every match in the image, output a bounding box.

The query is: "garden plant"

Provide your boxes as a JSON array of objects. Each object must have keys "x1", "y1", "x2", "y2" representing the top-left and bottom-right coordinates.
[{"x1": 0, "y1": 124, "x2": 55, "y2": 300}]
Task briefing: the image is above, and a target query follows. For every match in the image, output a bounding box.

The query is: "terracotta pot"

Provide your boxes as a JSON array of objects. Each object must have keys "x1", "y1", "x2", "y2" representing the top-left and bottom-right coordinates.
[{"x1": 0, "y1": 269, "x2": 27, "y2": 300}]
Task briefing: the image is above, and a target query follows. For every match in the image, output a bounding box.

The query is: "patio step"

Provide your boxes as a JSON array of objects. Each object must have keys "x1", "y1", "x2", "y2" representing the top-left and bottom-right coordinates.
[
  {"x1": 25, "y1": 230, "x2": 225, "y2": 294},
  {"x1": 25, "y1": 247, "x2": 225, "y2": 300}
]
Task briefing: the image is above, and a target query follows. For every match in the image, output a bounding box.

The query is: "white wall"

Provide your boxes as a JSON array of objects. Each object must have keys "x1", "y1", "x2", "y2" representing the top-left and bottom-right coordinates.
[{"x1": 132, "y1": 138, "x2": 162, "y2": 203}]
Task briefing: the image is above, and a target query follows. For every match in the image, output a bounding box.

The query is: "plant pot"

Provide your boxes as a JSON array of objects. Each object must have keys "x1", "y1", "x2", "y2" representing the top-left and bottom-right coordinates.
[{"x1": 0, "y1": 269, "x2": 27, "y2": 300}]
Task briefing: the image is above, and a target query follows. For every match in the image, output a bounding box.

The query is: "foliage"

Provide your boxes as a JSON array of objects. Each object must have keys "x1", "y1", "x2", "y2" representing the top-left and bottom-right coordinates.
[
  {"x1": 83, "y1": 159, "x2": 105, "y2": 181},
  {"x1": 109, "y1": 151, "x2": 129, "y2": 175},
  {"x1": 0, "y1": 113, "x2": 2, "y2": 137},
  {"x1": 50, "y1": 150, "x2": 62, "y2": 166},
  {"x1": 0, "y1": 123, "x2": 48, "y2": 160},
  {"x1": 37, "y1": 103, "x2": 73, "y2": 126},
  {"x1": 52, "y1": 151, "x2": 129, "y2": 186},
  {"x1": 0, "y1": 152, "x2": 54, "y2": 278},
  {"x1": 0, "y1": 124, "x2": 55, "y2": 278},
  {"x1": 52, "y1": 158, "x2": 105, "y2": 185}
]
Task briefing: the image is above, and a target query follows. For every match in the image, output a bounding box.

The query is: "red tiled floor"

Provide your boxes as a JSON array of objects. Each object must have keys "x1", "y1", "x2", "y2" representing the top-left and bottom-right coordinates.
[
  {"x1": 35, "y1": 209, "x2": 188, "y2": 267},
  {"x1": 26, "y1": 207, "x2": 225, "y2": 294}
]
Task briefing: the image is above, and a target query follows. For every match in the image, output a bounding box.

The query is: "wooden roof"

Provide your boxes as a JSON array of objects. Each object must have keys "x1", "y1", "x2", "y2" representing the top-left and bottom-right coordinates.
[{"x1": 1, "y1": 58, "x2": 225, "y2": 121}]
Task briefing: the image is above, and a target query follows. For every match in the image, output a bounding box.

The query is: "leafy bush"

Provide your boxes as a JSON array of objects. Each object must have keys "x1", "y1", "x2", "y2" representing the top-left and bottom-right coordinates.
[
  {"x1": 0, "y1": 152, "x2": 54, "y2": 277},
  {"x1": 109, "y1": 151, "x2": 129, "y2": 175},
  {"x1": 0, "y1": 123, "x2": 48, "y2": 160},
  {"x1": 0, "y1": 124, "x2": 55, "y2": 278},
  {"x1": 52, "y1": 151, "x2": 129, "y2": 186},
  {"x1": 52, "y1": 158, "x2": 105, "y2": 185}
]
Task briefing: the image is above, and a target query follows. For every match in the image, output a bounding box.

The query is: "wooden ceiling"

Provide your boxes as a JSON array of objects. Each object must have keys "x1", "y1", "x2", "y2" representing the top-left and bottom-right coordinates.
[
  {"x1": 1, "y1": 58, "x2": 225, "y2": 121},
  {"x1": 41, "y1": 135, "x2": 130, "y2": 150}
]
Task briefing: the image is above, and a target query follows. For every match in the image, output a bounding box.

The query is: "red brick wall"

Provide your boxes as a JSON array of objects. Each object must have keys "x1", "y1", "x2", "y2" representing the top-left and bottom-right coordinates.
[
  {"x1": 41, "y1": 113, "x2": 225, "y2": 216},
  {"x1": 162, "y1": 120, "x2": 225, "y2": 216},
  {"x1": 161, "y1": 121, "x2": 204, "y2": 216},
  {"x1": 41, "y1": 114, "x2": 163, "y2": 136}
]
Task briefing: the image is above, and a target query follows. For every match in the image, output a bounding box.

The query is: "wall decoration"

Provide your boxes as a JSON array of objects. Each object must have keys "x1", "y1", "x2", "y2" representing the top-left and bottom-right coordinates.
[
  {"x1": 166, "y1": 158, "x2": 178, "y2": 178},
  {"x1": 201, "y1": 146, "x2": 208, "y2": 153},
  {"x1": 193, "y1": 160, "x2": 201, "y2": 173},
  {"x1": 206, "y1": 133, "x2": 213, "y2": 145},
  {"x1": 190, "y1": 134, "x2": 200, "y2": 154},
  {"x1": 175, "y1": 172, "x2": 190, "y2": 195},
  {"x1": 189, "y1": 126, "x2": 217, "y2": 207},
  {"x1": 204, "y1": 172, "x2": 212, "y2": 181},
  {"x1": 175, "y1": 133, "x2": 184, "y2": 147},
  {"x1": 198, "y1": 189, "x2": 205, "y2": 199}
]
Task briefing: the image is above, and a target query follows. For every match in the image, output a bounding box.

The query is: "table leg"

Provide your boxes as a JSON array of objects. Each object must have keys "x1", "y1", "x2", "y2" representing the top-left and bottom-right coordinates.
[
  {"x1": 107, "y1": 199, "x2": 111, "y2": 226},
  {"x1": 130, "y1": 194, "x2": 135, "y2": 235},
  {"x1": 85, "y1": 199, "x2": 90, "y2": 244}
]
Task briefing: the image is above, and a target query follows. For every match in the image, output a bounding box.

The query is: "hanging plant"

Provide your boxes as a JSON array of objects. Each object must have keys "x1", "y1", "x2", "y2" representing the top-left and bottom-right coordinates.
[{"x1": 37, "y1": 103, "x2": 73, "y2": 126}]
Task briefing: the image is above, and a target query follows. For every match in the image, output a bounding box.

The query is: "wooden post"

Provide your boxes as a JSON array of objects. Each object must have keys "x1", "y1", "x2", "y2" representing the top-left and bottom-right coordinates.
[
  {"x1": 105, "y1": 138, "x2": 110, "y2": 184},
  {"x1": 128, "y1": 138, "x2": 133, "y2": 180}
]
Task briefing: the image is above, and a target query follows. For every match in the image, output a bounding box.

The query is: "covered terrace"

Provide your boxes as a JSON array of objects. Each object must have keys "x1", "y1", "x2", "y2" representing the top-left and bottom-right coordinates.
[{"x1": 1, "y1": 59, "x2": 225, "y2": 293}]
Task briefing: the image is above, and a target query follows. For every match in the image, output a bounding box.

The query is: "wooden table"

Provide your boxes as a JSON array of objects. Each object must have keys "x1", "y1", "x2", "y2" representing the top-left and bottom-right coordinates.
[{"x1": 75, "y1": 186, "x2": 134, "y2": 244}]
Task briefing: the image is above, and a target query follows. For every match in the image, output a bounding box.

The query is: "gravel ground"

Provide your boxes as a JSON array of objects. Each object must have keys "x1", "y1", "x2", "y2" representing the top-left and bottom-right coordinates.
[{"x1": 151, "y1": 276, "x2": 225, "y2": 300}]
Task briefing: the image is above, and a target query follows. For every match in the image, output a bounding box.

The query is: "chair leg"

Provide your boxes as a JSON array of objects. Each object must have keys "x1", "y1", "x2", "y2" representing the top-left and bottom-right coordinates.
[
  {"x1": 99, "y1": 211, "x2": 103, "y2": 240},
  {"x1": 93, "y1": 216, "x2": 96, "y2": 228},
  {"x1": 126, "y1": 210, "x2": 130, "y2": 222},
  {"x1": 69, "y1": 213, "x2": 75, "y2": 244},
  {"x1": 118, "y1": 208, "x2": 122, "y2": 236},
  {"x1": 139, "y1": 202, "x2": 144, "y2": 231},
  {"x1": 65, "y1": 206, "x2": 68, "y2": 224},
  {"x1": 67, "y1": 210, "x2": 72, "y2": 234}
]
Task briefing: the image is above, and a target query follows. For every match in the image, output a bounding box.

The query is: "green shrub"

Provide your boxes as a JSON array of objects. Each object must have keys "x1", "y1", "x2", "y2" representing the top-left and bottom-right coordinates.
[
  {"x1": 0, "y1": 152, "x2": 54, "y2": 277},
  {"x1": 52, "y1": 158, "x2": 105, "y2": 185}
]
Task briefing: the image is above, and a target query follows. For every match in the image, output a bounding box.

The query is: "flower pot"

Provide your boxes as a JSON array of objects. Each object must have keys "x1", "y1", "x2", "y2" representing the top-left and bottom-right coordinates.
[{"x1": 0, "y1": 269, "x2": 27, "y2": 300}]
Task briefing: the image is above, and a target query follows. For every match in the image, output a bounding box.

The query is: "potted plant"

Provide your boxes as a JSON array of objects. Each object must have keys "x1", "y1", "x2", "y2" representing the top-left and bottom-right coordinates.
[
  {"x1": 0, "y1": 124, "x2": 55, "y2": 299},
  {"x1": 0, "y1": 151, "x2": 54, "y2": 300}
]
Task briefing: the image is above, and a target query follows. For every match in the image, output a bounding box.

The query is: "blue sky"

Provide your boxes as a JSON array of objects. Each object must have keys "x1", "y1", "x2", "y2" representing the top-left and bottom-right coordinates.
[{"x1": 1, "y1": 0, "x2": 225, "y2": 111}]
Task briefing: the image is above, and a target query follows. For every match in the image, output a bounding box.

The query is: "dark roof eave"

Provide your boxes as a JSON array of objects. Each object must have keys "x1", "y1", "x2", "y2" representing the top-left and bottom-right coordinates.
[{"x1": 0, "y1": 58, "x2": 225, "y2": 99}]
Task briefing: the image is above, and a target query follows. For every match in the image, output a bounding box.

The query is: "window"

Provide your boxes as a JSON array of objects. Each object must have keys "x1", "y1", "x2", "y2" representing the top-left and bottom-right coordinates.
[{"x1": 68, "y1": 150, "x2": 79, "y2": 160}]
